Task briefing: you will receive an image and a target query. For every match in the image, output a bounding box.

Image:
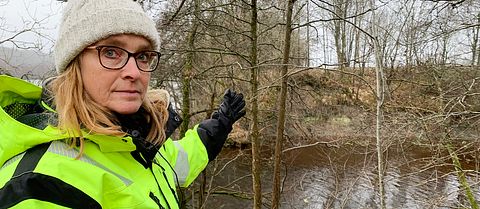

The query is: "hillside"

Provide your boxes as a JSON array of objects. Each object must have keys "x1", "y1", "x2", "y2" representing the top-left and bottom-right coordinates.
[
  {"x1": 223, "y1": 66, "x2": 480, "y2": 148},
  {"x1": 0, "y1": 47, "x2": 55, "y2": 78}
]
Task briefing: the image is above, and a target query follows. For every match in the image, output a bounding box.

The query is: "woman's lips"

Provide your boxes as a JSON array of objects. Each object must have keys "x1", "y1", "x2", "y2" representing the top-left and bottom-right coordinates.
[{"x1": 114, "y1": 90, "x2": 141, "y2": 98}]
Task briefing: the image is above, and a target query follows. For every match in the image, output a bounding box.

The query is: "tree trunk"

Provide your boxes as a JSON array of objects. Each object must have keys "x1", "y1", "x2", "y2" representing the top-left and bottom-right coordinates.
[
  {"x1": 249, "y1": 0, "x2": 262, "y2": 208},
  {"x1": 271, "y1": 0, "x2": 295, "y2": 208},
  {"x1": 179, "y1": 0, "x2": 200, "y2": 138},
  {"x1": 341, "y1": 0, "x2": 349, "y2": 67},
  {"x1": 370, "y1": 0, "x2": 385, "y2": 208},
  {"x1": 180, "y1": 75, "x2": 191, "y2": 138},
  {"x1": 333, "y1": 0, "x2": 348, "y2": 68},
  {"x1": 306, "y1": 0, "x2": 310, "y2": 67},
  {"x1": 474, "y1": 13, "x2": 480, "y2": 66}
]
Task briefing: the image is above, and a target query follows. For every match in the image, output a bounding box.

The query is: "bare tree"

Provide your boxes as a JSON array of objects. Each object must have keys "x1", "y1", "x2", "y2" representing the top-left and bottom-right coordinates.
[
  {"x1": 272, "y1": 0, "x2": 295, "y2": 208},
  {"x1": 249, "y1": 0, "x2": 262, "y2": 208},
  {"x1": 471, "y1": 12, "x2": 480, "y2": 65},
  {"x1": 0, "y1": 0, "x2": 60, "y2": 79},
  {"x1": 0, "y1": 0, "x2": 57, "y2": 50},
  {"x1": 369, "y1": 0, "x2": 386, "y2": 207},
  {"x1": 177, "y1": 0, "x2": 200, "y2": 138}
]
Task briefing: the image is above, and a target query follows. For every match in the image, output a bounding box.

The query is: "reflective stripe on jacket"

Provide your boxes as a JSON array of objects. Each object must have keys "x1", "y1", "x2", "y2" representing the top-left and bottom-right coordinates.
[{"x1": 0, "y1": 75, "x2": 209, "y2": 209}]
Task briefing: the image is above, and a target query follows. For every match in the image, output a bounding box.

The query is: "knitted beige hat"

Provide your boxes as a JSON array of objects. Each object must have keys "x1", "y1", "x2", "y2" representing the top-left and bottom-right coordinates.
[
  {"x1": 147, "y1": 89, "x2": 170, "y2": 105},
  {"x1": 54, "y1": 0, "x2": 160, "y2": 74}
]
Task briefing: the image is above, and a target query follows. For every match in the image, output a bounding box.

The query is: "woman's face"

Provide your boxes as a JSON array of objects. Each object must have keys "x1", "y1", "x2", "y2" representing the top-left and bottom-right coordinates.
[{"x1": 80, "y1": 34, "x2": 152, "y2": 115}]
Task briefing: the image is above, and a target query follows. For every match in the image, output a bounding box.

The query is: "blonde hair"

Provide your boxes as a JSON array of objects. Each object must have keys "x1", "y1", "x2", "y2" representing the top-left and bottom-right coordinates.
[{"x1": 50, "y1": 57, "x2": 168, "y2": 153}]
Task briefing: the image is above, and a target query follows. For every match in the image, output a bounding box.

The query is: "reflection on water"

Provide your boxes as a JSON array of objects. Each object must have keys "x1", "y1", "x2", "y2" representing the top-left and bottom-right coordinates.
[
  {"x1": 286, "y1": 166, "x2": 475, "y2": 209},
  {"x1": 202, "y1": 144, "x2": 480, "y2": 209}
]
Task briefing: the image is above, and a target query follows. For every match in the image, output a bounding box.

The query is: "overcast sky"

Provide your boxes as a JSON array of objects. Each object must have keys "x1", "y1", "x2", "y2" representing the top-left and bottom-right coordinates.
[{"x1": 0, "y1": 0, "x2": 63, "y2": 53}]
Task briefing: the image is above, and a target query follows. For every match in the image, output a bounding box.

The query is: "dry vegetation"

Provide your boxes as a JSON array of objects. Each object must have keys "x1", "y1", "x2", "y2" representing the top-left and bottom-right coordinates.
[{"x1": 218, "y1": 65, "x2": 480, "y2": 162}]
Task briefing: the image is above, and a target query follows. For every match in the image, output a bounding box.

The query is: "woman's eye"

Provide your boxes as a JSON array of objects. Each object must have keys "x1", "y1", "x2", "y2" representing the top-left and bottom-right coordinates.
[
  {"x1": 102, "y1": 48, "x2": 121, "y2": 59},
  {"x1": 137, "y1": 53, "x2": 149, "y2": 62}
]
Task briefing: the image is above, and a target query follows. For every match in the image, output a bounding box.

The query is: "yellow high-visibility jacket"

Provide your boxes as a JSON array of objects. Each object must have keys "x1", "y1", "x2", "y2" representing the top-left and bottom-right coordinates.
[{"x1": 0, "y1": 75, "x2": 210, "y2": 209}]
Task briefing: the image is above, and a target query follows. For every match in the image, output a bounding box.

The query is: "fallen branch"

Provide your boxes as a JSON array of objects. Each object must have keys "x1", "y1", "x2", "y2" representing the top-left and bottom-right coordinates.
[
  {"x1": 282, "y1": 141, "x2": 326, "y2": 153},
  {"x1": 211, "y1": 191, "x2": 253, "y2": 200}
]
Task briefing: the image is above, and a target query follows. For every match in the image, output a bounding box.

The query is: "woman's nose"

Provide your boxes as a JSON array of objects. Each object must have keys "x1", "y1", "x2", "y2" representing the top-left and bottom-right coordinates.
[{"x1": 121, "y1": 57, "x2": 141, "y2": 79}]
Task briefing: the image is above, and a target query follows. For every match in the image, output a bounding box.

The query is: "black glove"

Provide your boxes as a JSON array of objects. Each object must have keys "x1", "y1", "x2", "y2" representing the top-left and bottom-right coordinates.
[
  {"x1": 212, "y1": 89, "x2": 246, "y2": 126},
  {"x1": 198, "y1": 89, "x2": 246, "y2": 161}
]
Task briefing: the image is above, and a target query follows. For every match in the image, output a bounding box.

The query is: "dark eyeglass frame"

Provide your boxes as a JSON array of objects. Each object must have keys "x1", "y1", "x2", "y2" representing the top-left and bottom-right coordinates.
[{"x1": 85, "y1": 45, "x2": 161, "y2": 72}]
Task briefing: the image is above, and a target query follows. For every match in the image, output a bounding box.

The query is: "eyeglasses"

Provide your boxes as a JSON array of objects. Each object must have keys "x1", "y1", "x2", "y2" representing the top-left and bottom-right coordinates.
[{"x1": 85, "y1": 46, "x2": 161, "y2": 72}]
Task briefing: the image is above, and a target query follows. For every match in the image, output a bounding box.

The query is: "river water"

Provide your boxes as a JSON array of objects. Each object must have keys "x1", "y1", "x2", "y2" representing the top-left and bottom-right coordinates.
[{"x1": 198, "y1": 142, "x2": 480, "y2": 209}]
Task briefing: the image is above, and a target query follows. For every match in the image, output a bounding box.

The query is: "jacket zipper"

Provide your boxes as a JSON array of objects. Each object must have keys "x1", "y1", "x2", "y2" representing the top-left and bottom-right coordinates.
[{"x1": 149, "y1": 191, "x2": 165, "y2": 209}]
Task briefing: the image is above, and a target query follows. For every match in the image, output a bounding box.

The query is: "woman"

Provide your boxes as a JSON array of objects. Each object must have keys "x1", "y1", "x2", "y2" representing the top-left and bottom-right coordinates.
[{"x1": 0, "y1": 0, "x2": 245, "y2": 208}]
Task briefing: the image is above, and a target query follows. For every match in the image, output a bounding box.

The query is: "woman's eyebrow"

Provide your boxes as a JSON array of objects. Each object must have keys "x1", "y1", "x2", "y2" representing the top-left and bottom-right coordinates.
[
  {"x1": 136, "y1": 44, "x2": 153, "y2": 51},
  {"x1": 98, "y1": 39, "x2": 125, "y2": 47}
]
